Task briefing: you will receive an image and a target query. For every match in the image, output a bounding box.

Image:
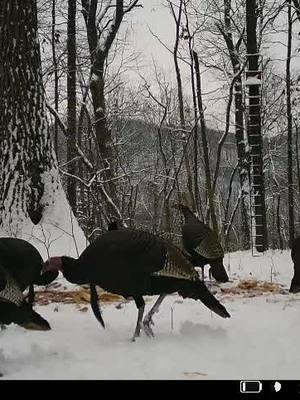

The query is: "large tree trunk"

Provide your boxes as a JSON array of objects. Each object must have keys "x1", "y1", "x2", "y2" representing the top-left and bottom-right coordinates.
[
  {"x1": 0, "y1": 0, "x2": 56, "y2": 228},
  {"x1": 67, "y1": 0, "x2": 77, "y2": 215},
  {"x1": 246, "y1": 0, "x2": 268, "y2": 251}
]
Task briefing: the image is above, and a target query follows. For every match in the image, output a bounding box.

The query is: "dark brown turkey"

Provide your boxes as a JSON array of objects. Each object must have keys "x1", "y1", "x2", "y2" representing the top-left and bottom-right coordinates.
[
  {"x1": 174, "y1": 204, "x2": 229, "y2": 283},
  {"x1": 0, "y1": 237, "x2": 57, "y2": 330},
  {"x1": 289, "y1": 236, "x2": 300, "y2": 293},
  {"x1": 0, "y1": 265, "x2": 50, "y2": 331},
  {"x1": 43, "y1": 229, "x2": 230, "y2": 341}
]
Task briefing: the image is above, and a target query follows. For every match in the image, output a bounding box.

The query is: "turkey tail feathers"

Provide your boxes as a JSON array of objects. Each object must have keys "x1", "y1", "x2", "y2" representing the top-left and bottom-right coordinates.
[{"x1": 178, "y1": 280, "x2": 230, "y2": 318}]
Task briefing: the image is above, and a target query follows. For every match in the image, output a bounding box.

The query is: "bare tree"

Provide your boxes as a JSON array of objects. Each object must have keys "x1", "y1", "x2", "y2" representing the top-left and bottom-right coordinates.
[
  {"x1": 286, "y1": 0, "x2": 295, "y2": 246},
  {"x1": 168, "y1": 0, "x2": 195, "y2": 210},
  {"x1": 193, "y1": 50, "x2": 219, "y2": 233},
  {"x1": 216, "y1": 0, "x2": 250, "y2": 249},
  {"x1": 67, "y1": 0, "x2": 77, "y2": 214},
  {"x1": 81, "y1": 0, "x2": 140, "y2": 221},
  {"x1": 51, "y1": 0, "x2": 59, "y2": 154}
]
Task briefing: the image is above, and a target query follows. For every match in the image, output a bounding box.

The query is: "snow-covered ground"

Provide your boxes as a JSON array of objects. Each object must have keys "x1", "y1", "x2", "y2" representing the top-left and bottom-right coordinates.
[{"x1": 1, "y1": 248, "x2": 300, "y2": 380}]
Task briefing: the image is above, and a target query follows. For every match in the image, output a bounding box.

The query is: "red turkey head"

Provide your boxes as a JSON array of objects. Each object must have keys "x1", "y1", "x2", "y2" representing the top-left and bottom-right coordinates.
[{"x1": 43, "y1": 256, "x2": 63, "y2": 272}]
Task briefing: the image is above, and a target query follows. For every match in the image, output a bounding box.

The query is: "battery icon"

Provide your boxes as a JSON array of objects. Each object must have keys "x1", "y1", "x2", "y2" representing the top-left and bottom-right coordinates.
[{"x1": 240, "y1": 381, "x2": 263, "y2": 393}]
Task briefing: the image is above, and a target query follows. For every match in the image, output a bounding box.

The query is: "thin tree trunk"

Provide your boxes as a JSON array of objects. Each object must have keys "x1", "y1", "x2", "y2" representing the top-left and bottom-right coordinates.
[
  {"x1": 52, "y1": 0, "x2": 59, "y2": 155},
  {"x1": 67, "y1": 0, "x2": 77, "y2": 215},
  {"x1": 234, "y1": 80, "x2": 251, "y2": 249},
  {"x1": 170, "y1": 0, "x2": 194, "y2": 209},
  {"x1": 286, "y1": 0, "x2": 295, "y2": 247},
  {"x1": 217, "y1": 0, "x2": 250, "y2": 249},
  {"x1": 193, "y1": 50, "x2": 218, "y2": 234},
  {"x1": 183, "y1": 0, "x2": 203, "y2": 218},
  {"x1": 81, "y1": 0, "x2": 139, "y2": 220},
  {"x1": 276, "y1": 194, "x2": 283, "y2": 250},
  {"x1": 296, "y1": 124, "x2": 300, "y2": 198}
]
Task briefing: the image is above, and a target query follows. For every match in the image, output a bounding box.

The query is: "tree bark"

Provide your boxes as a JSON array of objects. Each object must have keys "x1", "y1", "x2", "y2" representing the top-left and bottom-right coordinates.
[
  {"x1": 170, "y1": 0, "x2": 195, "y2": 209},
  {"x1": 193, "y1": 50, "x2": 218, "y2": 234},
  {"x1": 0, "y1": 0, "x2": 56, "y2": 228},
  {"x1": 67, "y1": 0, "x2": 77, "y2": 215},
  {"x1": 286, "y1": 0, "x2": 295, "y2": 247},
  {"x1": 52, "y1": 0, "x2": 59, "y2": 155}
]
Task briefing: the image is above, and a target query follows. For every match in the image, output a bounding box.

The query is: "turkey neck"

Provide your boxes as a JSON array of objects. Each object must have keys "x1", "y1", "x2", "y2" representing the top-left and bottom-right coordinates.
[
  {"x1": 61, "y1": 256, "x2": 89, "y2": 284},
  {"x1": 181, "y1": 207, "x2": 200, "y2": 224}
]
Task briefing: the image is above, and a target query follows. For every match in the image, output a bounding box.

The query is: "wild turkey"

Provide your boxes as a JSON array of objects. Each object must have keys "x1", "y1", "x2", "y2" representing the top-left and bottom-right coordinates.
[
  {"x1": 107, "y1": 220, "x2": 127, "y2": 231},
  {"x1": 174, "y1": 204, "x2": 229, "y2": 283},
  {"x1": 0, "y1": 265, "x2": 51, "y2": 331},
  {"x1": 289, "y1": 236, "x2": 300, "y2": 293},
  {"x1": 0, "y1": 237, "x2": 58, "y2": 304},
  {"x1": 43, "y1": 229, "x2": 230, "y2": 341}
]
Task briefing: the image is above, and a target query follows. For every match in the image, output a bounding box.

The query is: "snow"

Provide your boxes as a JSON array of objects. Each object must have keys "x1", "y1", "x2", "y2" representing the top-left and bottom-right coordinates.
[
  {"x1": 0, "y1": 176, "x2": 87, "y2": 262},
  {"x1": 1, "y1": 248, "x2": 300, "y2": 380}
]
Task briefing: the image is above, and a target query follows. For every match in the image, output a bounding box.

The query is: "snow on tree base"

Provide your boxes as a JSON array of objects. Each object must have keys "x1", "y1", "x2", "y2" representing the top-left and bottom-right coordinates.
[{"x1": 0, "y1": 169, "x2": 87, "y2": 262}]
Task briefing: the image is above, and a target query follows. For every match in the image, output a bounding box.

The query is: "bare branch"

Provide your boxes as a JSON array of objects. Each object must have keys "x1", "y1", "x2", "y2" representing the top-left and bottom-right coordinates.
[
  {"x1": 124, "y1": 0, "x2": 141, "y2": 14},
  {"x1": 46, "y1": 102, "x2": 67, "y2": 137}
]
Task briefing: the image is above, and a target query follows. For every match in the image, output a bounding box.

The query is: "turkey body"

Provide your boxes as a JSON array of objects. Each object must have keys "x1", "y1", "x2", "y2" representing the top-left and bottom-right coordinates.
[
  {"x1": 0, "y1": 238, "x2": 57, "y2": 330},
  {"x1": 0, "y1": 237, "x2": 58, "y2": 300},
  {"x1": 0, "y1": 265, "x2": 51, "y2": 330},
  {"x1": 175, "y1": 204, "x2": 229, "y2": 283},
  {"x1": 82, "y1": 230, "x2": 167, "y2": 295},
  {"x1": 289, "y1": 236, "x2": 300, "y2": 293}
]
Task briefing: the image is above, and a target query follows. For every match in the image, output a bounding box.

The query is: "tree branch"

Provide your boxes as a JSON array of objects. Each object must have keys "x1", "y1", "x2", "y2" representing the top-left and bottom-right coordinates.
[{"x1": 46, "y1": 102, "x2": 67, "y2": 137}]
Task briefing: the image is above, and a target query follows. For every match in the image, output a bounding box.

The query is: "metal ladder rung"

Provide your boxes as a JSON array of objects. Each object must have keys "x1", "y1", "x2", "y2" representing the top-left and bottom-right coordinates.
[
  {"x1": 246, "y1": 80, "x2": 262, "y2": 83},
  {"x1": 246, "y1": 70, "x2": 262, "y2": 73}
]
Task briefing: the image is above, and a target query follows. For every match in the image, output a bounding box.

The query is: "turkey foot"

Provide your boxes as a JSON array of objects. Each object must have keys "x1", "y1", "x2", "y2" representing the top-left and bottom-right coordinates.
[{"x1": 143, "y1": 318, "x2": 155, "y2": 337}]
